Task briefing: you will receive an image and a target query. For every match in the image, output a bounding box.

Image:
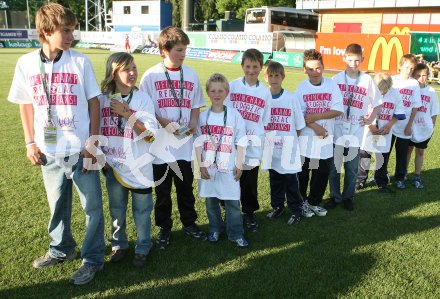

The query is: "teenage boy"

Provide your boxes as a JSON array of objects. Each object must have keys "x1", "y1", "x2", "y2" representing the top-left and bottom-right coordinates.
[
  {"x1": 225, "y1": 48, "x2": 272, "y2": 232},
  {"x1": 391, "y1": 54, "x2": 422, "y2": 189},
  {"x1": 139, "y1": 26, "x2": 206, "y2": 249},
  {"x1": 262, "y1": 61, "x2": 306, "y2": 225},
  {"x1": 326, "y1": 43, "x2": 382, "y2": 211},
  {"x1": 8, "y1": 3, "x2": 105, "y2": 285},
  {"x1": 296, "y1": 49, "x2": 344, "y2": 217}
]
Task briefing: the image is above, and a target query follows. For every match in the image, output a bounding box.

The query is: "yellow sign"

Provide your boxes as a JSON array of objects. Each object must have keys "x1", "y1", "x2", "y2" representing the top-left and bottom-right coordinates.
[
  {"x1": 389, "y1": 26, "x2": 410, "y2": 35},
  {"x1": 368, "y1": 36, "x2": 404, "y2": 71}
]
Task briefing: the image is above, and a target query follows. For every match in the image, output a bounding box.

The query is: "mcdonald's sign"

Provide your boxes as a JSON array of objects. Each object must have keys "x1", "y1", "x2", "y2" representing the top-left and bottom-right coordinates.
[
  {"x1": 368, "y1": 36, "x2": 404, "y2": 71},
  {"x1": 389, "y1": 26, "x2": 410, "y2": 35},
  {"x1": 315, "y1": 33, "x2": 410, "y2": 73}
]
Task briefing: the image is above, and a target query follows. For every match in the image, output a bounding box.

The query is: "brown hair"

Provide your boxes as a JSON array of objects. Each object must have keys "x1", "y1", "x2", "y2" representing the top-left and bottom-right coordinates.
[
  {"x1": 303, "y1": 49, "x2": 323, "y2": 67},
  {"x1": 345, "y1": 43, "x2": 363, "y2": 56},
  {"x1": 413, "y1": 62, "x2": 430, "y2": 76},
  {"x1": 264, "y1": 61, "x2": 285, "y2": 77},
  {"x1": 101, "y1": 52, "x2": 137, "y2": 94},
  {"x1": 241, "y1": 48, "x2": 264, "y2": 67},
  {"x1": 35, "y1": 3, "x2": 77, "y2": 43},
  {"x1": 158, "y1": 26, "x2": 190, "y2": 57},
  {"x1": 399, "y1": 54, "x2": 417, "y2": 67}
]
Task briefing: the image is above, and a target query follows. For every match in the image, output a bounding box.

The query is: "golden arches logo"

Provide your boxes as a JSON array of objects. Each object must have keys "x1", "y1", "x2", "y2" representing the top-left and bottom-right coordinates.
[
  {"x1": 368, "y1": 36, "x2": 404, "y2": 71},
  {"x1": 389, "y1": 26, "x2": 410, "y2": 35}
]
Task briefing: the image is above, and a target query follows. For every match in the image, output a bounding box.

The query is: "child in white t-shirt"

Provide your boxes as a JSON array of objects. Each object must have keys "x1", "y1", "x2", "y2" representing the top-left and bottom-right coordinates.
[
  {"x1": 406, "y1": 63, "x2": 439, "y2": 189},
  {"x1": 99, "y1": 52, "x2": 157, "y2": 267},
  {"x1": 262, "y1": 61, "x2": 306, "y2": 225},
  {"x1": 195, "y1": 73, "x2": 248, "y2": 247},
  {"x1": 296, "y1": 49, "x2": 344, "y2": 217},
  {"x1": 225, "y1": 48, "x2": 272, "y2": 232},
  {"x1": 391, "y1": 54, "x2": 422, "y2": 189},
  {"x1": 327, "y1": 43, "x2": 382, "y2": 211},
  {"x1": 357, "y1": 72, "x2": 406, "y2": 193},
  {"x1": 139, "y1": 27, "x2": 207, "y2": 249}
]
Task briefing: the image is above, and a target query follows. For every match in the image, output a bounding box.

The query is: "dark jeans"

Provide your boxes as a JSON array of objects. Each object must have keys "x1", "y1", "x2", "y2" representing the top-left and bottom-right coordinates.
[
  {"x1": 269, "y1": 170, "x2": 304, "y2": 215},
  {"x1": 391, "y1": 135, "x2": 410, "y2": 181},
  {"x1": 357, "y1": 150, "x2": 390, "y2": 188},
  {"x1": 299, "y1": 156, "x2": 332, "y2": 206},
  {"x1": 240, "y1": 166, "x2": 260, "y2": 214},
  {"x1": 153, "y1": 160, "x2": 197, "y2": 230}
]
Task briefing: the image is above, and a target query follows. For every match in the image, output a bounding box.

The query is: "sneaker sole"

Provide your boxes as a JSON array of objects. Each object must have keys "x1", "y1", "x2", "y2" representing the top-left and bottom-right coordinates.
[
  {"x1": 70, "y1": 265, "x2": 103, "y2": 285},
  {"x1": 32, "y1": 251, "x2": 77, "y2": 269}
]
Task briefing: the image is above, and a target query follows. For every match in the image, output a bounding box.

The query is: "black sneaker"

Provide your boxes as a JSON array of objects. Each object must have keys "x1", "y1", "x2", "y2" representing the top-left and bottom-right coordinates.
[
  {"x1": 356, "y1": 179, "x2": 367, "y2": 190},
  {"x1": 343, "y1": 199, "x2": 354, "y2": 211},
  {"x1": 287, "y1": 214, "x2": 301, "y2": 225},
  {"x1": 183, "y1": 224, "x2": 207, "y2": 241},
  {"x1": 243, "y1": 213, "x2": 258, "y2": 232},
  {"x1": 156, "y1": 228, "x2": 171, "y2": 250},
  {"x1": 324, "y1": 198, "x2": 338, "y2": 209},
  {"x1": 266, "y1": 206, "x2": 284, "y2": 219}
]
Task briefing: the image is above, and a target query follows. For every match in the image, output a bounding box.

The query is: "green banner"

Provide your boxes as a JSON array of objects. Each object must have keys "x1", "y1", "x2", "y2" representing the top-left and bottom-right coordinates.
[
  {"x1": 186, "y1": 33, "x2": 207, "y2": 48},
  {"x1": 272, "y1": 51, "x2": 304, "y2": 68},
  {"x1": 4, "y1": 40, "x2": 40, "y2": 48},
  {"x1": 232, "y1": 52, "x2": 271, "y2": 64},
  {"x1": 410, "y1": 32, "x2": 440, "y2": 63}
]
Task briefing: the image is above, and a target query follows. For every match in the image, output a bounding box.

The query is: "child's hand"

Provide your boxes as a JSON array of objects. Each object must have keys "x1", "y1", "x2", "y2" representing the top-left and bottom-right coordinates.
[
  {"x1": 81, "y1": 142, "x2": 99, "y2": 173},
  {"x1": 360, "y1": 116, "x2": 372, "y2": 126},
  {"x1": 234, "y1": 167, "x2": 242, "y2": 181},
  {"x1": 200, "y1": 167, "x2": 210, "y2": 179},
  {"x1": 26, "y1": 144, "x2": 45, "y2": 165},
  {"x1": 304, "y1": 113, "x2": 318, "y2": 124},
  {"x1": 378, "y1": 123, "x2": 392, "y2": 135},
  {"x1": 368, "y1": 124, "x2": 379, "y2": 135},
  {"x1": 165, "y1": 121, "x2": 180, "y2": 134},
  {"x1": 312, "y1": 125, "x2": 328, "y2": 138},
  {"x1": 110, "y1": 99, "x2": 131, "y2": 118},
  {"x1": 404, "y1": 124, "x2": 412, "y2": 136}
]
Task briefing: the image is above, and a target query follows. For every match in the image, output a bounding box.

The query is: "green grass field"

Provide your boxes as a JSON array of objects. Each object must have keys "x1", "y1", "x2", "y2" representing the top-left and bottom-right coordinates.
[{"x1": 1, "y1": 48, "x2": 440, "y2": 298}]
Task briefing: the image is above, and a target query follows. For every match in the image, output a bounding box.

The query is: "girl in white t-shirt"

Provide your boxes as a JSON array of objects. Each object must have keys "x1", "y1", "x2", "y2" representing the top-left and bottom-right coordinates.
[
  {"x1": 99, "y1": 52, "x2": 157, "y2": 267},
  {"x1": 195, "y1": 73, "x2": 249, "y2": 247},
  {"x1": 407, "y1": 63, "x2": 439, "y2": 189}
]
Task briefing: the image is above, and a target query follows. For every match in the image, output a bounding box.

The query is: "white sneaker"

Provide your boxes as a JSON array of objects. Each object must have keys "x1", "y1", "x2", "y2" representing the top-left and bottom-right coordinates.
[
  {"x1": 70, "y1": 262, "x2": 103, "y2": 285},
  {"x1": 302, "y1": 201, "x2": 314, "y2": 218},
  {"x1": 308, "y1": 204, "x2": 327, "y2": 216}
]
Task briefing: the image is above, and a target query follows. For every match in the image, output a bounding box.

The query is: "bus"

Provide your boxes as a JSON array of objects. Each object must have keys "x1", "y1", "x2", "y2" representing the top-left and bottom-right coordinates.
[{"x1": 244, "y1": 6, "x2": 319, "y2": 33}]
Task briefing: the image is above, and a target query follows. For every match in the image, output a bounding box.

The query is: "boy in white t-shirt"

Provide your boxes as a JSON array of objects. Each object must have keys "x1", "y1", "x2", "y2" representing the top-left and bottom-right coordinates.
[
  {"x1": 406, "y1": 63, "x2": 439, "y2": 189},
  {"x1": 357, "y1": 73, "x2": 406, "y2": 193},
  {"x1": 225, "y1": 48, "x2": 272, "y2": 232},
  {"x1": 296, "y1": 49, "x2": 344, "y2": 217},
  {"x1": 391, "y1": 54, "x2": 422, "y2": 189},
  {"x1": 262, "y1": 61, "x2": 307, "y2": 225},
  {"x1": 326, "y1": 43, "x2": 382, "y2": 211},
  {"x1": 7, "y1": 3, "x2": 105, "y2": 285},
  {"x1": 139, "y1": 26, "x2": 207, "y2": 249},
  {"x1": 195, "y1": 73, "x2": 249, "y2": 247}
]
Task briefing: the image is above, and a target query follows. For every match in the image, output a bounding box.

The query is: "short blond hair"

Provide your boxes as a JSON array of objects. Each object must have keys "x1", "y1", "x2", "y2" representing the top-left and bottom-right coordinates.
[
  {"x1": 206, "y1": 73, "x2": 229, "y2": 92},
  {"x1": 35, "y1": 3, "x2": 77, "y2": 43},
  {"x1": 374, "y1": 72, "x2": 393, "y2": 94}
]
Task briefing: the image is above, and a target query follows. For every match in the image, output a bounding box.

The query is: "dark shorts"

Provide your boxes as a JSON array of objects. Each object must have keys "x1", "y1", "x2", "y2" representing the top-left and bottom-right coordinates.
[{"x1": 409, "y1": 138, "x2": 431, "y2": 149}]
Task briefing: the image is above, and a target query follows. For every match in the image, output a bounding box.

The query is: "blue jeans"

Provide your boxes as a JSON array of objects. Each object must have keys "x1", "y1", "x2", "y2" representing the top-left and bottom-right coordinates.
[
  {"x1": 41, "y1": 154, "x2": 105, "y2": 266},
  {"x1": 104, "y1": 169, "x2": 153, "y2": 255},
  {"x1": 329, "y1": 146, "x2": 360, "y2": 203},
  {"x1": 206, "y1": 198, "x2": 243, "y2": 240}
]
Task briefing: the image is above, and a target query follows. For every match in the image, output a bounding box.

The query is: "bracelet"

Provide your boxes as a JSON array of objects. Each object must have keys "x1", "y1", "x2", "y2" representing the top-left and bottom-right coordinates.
[{"x1": 25, "y1": 141, "x2": 36, "y2": 148}]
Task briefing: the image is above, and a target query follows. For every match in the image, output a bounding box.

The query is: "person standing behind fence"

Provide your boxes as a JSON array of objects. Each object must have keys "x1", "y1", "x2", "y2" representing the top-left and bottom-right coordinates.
[
  {"x1": 326, "y1": 43, "x2": 382, "y2": 211},
  {"x1": 224, "y1": 48, "x2": 272, "y2": 233},
  {"x1": 139, "y1": 26, "x2": 207, "y2": 250},
  {"x1": 8, "y1": 3, "x2": 105, "y2": 285}
]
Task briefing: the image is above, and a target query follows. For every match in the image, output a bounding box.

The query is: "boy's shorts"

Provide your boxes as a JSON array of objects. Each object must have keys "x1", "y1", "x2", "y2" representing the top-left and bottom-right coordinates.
[{"x1": 409, "y1": 138, "x2": 431, "y2": 149}]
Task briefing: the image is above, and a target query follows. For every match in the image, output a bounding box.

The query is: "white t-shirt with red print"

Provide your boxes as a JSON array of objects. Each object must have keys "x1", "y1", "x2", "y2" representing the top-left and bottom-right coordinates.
[
  {"x1": 391, "y1": 75, "x2": 422, "y2": 139},
  {"x1": 139, "y1": 63, "x2": 206, "y2": 163},
  {"x1": 195, "y1": 107, "x2": 247, "y2": 200},
  {"x1": 261, "y1": 89, "x2": 306, "y2": 174},
  {"x1": 361, "y1": 87, "x2": 405, "y2": 153},
  {"x1": 332, "y1": 71, "x2": 382, "y2": 147},
  {"x1": 411, "y1": 85, "x2": 439, "y2": 143},
  {"x1": 99, "y1": 90, "x2": 158, "y2": 189},
  {"x1": 296, "y1": 77, "x2": 344, "y2": 159},
  {"x1": 225, "y1": 78, "x2": 272, "y2": 167},
  {"x1": 8, "y1": 49, "x2": 101, "y2": 156}
]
